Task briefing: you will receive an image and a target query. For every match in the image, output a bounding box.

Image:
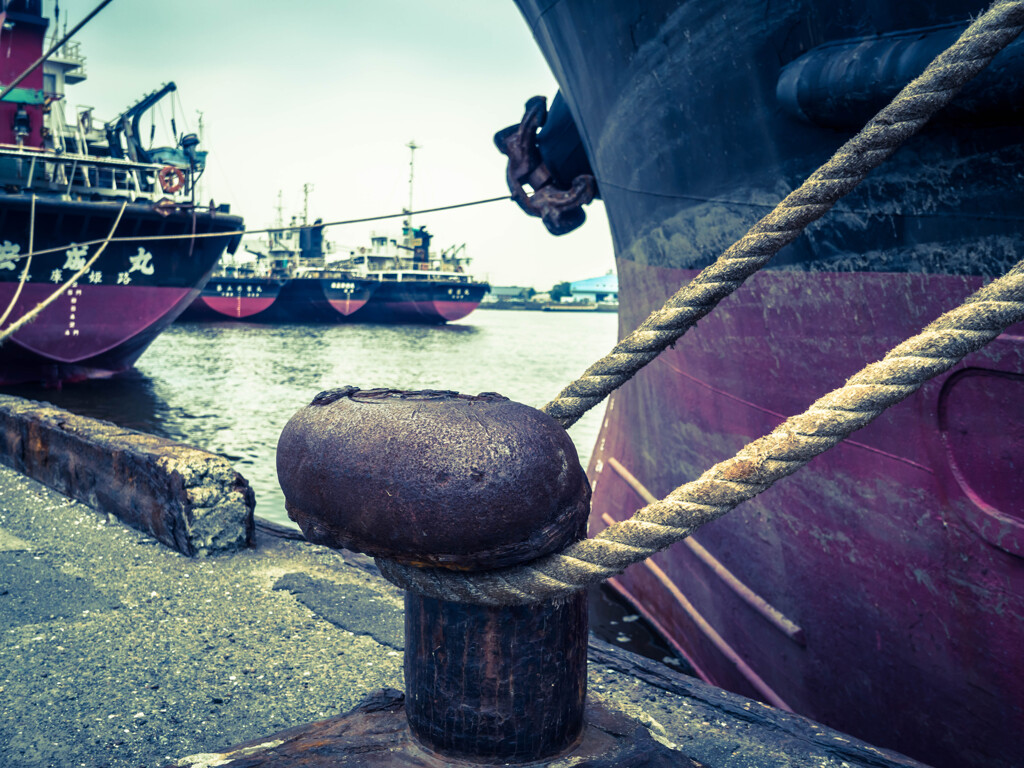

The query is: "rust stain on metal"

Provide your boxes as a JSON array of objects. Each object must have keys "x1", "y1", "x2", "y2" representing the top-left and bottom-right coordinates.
[
  {"x1": 165, "y1": 689, "x2": 697, "y2": 767},
  {"x1": 277, "y1": 387, "x2": 590, "y2": 570}
]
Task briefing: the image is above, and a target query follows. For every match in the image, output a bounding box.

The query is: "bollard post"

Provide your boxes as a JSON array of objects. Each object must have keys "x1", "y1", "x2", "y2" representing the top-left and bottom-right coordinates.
[{"x1": 277, "y1": 387, "x2": 591, "y2": 764}]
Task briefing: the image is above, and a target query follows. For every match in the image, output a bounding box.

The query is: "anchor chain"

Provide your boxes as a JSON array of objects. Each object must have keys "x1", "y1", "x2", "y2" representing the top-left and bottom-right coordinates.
[{"x1": 494, "y1": 95, "x2": 598, "y2": 236}]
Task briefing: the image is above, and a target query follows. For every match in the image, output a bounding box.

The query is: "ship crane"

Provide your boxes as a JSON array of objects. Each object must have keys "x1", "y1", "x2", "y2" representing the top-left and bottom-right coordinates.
[{"x1": 105, "y1": 82, "x2": 178, "y2": 163}]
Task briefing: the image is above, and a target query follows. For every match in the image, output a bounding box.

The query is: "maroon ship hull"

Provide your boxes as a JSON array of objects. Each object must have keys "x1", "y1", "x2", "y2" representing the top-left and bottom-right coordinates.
[
  {"x1": 589, "y1": 263, "x2": 1024, "y2": 765},
  {"x1": 180, "y1": 276, "x2": 377, "y2": 323},
  {"x1": 196, "y1": 277, "x2": 284, "y2": 319},
  {"x1": 201, "y1": 293, "x2": 277, "y2": 318},
  {"x1": 509, "y1": 0, "x2": 1024, "y2": 766},
  {"x1": 0, "y1": 197, "x2": 243, "y2": 385}
]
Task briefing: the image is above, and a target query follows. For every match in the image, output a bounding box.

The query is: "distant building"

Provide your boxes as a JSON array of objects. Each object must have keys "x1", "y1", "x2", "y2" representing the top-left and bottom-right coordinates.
[
  {"x1": 482, "y1": 286, "x2": 533, "y2": 303},
  {"x1": 568, "y1": 273, "x2": 618, "y2": 303}
]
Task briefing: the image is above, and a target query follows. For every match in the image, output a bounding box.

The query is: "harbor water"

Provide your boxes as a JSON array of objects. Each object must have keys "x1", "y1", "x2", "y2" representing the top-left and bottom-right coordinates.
[
  {"x1": 30, "y1": 309, "x2": 618, "y2": 527},
  {"x1": 175, "y1": 309, "x2": 618, "y2": 525},
  {"x1": 1, "y1": 307, "x2": 684, "y2": 668}
]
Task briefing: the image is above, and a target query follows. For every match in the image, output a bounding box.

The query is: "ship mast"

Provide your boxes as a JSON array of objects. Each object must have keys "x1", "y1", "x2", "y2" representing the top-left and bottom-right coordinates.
[
  {"x1": 195, "y1": 110, "x2": 205, "y2": 202},
  {"x1": 302, "y1": 182, "x2": 314, "y2": 226},
  {"x1": 405, "y1": 140, "x2": 418, "y2": 247}
]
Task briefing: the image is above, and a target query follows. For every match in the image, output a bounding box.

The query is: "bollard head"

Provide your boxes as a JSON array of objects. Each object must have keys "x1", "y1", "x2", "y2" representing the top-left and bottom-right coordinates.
[{"x1": 277, "y1": 387, "x2": 590, "y2": 570}]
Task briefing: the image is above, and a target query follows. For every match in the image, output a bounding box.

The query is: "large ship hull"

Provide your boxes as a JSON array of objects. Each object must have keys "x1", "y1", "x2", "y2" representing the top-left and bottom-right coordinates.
[
  {"x1": 513, "y1": 2, "x2": 1024, "y2": 767},
  {"x1": 0, "y1": 197, "x2": 243, "y2": 385}
]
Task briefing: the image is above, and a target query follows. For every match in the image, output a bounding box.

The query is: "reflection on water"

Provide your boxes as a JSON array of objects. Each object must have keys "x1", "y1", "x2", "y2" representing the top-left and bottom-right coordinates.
[
  {"x1": 3, "y1": 311, "x2": 618, "y2": 528},
  {"x1": 3, "y1": 310, "x2": 689, "y2": 667},
  {"x1": 2, "y1": 370, "x2": 176, "y2": 438}
]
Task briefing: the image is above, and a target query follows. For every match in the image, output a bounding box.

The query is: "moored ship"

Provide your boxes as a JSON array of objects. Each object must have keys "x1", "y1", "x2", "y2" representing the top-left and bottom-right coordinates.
[
  {"x1": 180, "y1": 214, "x2": 377, "y2": 323},
  {"x1": 501, "y1": 2, "x2": 1024, "y2": 768},
  {"x1": 185, "y1": 221, "x2": 488, "y2": 325},
  {"x1": 332, "y1": 224, "x2": 489, "y2": 324},
  {"x1": 0, "y1": 0, "x2": 243, "y2": 386},
  {"x1": 183, "y1": 170, "x2": 489, "y2": 325}
]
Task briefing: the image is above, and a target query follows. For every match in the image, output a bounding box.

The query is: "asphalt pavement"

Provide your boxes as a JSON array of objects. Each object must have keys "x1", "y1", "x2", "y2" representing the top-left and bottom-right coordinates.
[{"x1": 0, "y1": 463, "x2": 929, "y2": 768}]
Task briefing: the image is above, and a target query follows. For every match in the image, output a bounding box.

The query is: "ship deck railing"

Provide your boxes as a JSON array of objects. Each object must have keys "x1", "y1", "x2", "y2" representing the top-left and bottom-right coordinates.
[
  {"x1": 365, "y1": 268, "x2": 477, "y2": 283},
  {"x1": 337, "y1": 257, "x2": 478, "y2": 283},
  {"x1": 0, "y1": 143, "x2": 191, "y2": 203}
]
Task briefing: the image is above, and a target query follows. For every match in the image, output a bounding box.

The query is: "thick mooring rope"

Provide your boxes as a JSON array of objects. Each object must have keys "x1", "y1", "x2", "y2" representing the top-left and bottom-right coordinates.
[
  {"x1": 0, "y1": 195, "x2": 35, "y2": 330},
  {"x1": 0, "y1": 202, "x2": 126, "y2": 344},
  {"x1": 541, "y1": 0, "x2": 1024, "y2": 429},
  {"x1": 380, "y1": 261, "x2": 1024, "y2": 604},
  {"x1": 378, "y1": 0, "x2": 1024, "y2": 604}
]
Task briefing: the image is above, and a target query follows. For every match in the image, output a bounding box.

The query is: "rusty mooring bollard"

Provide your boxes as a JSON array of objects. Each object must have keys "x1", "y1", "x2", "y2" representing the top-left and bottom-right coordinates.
[{"x1": 277, "y1": 387, "x2": 591, "y2": 764}]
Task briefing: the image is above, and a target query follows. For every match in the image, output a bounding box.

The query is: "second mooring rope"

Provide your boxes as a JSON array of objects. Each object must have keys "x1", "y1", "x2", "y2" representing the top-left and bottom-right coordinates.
[
  {"x1": 540, "y1": 0, "x2": 1024, "y2": 429},
  {"x1": 379, "y1": 260, "x2": 1024, "y2": 604},
  {"x1": 378, "y1": 0, "x2": 1024, "y2": 604},
  {"x1": 0, "y1": 202, "x2": 126, "y2": 344}
]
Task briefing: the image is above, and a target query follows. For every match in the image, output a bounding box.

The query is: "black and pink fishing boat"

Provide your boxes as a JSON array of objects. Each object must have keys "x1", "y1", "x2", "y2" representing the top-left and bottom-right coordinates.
[
  {"x1": 180, "y1": 216, "x2": 377, "y2": 323},
  {"x1": 500, "y1": 2, "x2": 1024, "y2": 767},
  {"x1": 0, "y1": 0, "x2": 243, "y2": 386},
  {"x1": 333, "y1": 224, "x2": 489, "y2": 324},
  {"x1": 183, "y1": 169, "x2": 488, "y2": 325}
]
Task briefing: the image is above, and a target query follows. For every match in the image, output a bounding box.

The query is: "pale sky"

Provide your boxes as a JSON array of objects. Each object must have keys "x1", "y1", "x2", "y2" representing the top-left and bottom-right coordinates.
[{"x1": 50, "y1": 0, "x2": 616, "y2": 290}]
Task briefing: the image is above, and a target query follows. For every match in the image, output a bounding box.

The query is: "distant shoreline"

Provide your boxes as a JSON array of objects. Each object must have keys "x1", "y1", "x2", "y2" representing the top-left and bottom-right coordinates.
[{"x1": 479, "y1": 302, "x2": 618, "y2": 313}]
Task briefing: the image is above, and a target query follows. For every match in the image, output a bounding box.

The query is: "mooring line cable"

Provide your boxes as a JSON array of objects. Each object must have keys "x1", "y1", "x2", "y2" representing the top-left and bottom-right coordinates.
[
  {"x1": 0, "y1": 0, "x2": 115, "y2": 104},
  {"x1": 0, "y1": 195, "x2": 512, "y2": 263},
  {"x1": 540, "y1": 0, "x2": 1024, "y2": 429},
  {"x1": 0, "y1": 201, "x2": 127, "y2": 344},
  {"x1": 0, "y1": 195, "x2": 35, "y2": 329},
  {"x1": 378, "y1": 0, "x2": 1024, "y2": 604},
  {"x1": 379, "y1": 257, "x2": 1024, "y2": 604}
]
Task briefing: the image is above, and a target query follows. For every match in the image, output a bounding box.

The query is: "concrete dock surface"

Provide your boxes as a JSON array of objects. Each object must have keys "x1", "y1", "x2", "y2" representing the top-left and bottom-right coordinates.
[{"x1": 0, "y1": 463, "x2": 930, "y2": 768}]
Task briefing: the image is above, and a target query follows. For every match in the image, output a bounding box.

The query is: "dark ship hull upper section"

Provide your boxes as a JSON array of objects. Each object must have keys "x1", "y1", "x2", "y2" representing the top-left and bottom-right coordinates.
[{"x1": 511, "y1": 3, "x2": 1024, "y2": 768}]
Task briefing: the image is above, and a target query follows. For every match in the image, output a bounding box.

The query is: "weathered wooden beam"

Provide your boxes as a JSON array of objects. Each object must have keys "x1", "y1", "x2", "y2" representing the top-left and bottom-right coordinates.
[{"x1": 0, "y1": 394, "x2": 253, "y2": 555}]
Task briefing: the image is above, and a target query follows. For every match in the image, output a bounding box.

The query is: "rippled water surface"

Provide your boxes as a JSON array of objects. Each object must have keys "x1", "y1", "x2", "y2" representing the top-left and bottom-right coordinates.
[
  {"x1": 8, "y1": 309, "x2": 618, "y2": 528},
  {"x1": 4, "y1": 307, "x2": 690, "y2": 666}
]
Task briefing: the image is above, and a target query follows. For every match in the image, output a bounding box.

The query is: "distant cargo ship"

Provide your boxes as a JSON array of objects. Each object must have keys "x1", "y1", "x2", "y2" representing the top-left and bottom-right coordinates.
[
  {"x1": 0, "y1": 0, "x2": 243, "y2": 386},
  {"x1": 336, "y1": 225, "x2": 489, "y2": 324},
  {"x1": 181, "y1": 212, "x2": 377, "y2": 323},
  {"x1": 182, "y1": 174, "x2": 489, "y2": 325}
]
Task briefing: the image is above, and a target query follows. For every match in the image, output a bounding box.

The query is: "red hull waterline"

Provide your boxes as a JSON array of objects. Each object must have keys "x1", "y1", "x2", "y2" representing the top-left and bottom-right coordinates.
[
  {"x1": 200, "y1": 295, "x2": 277, "y2": 319},
  {"x1": 328, "y1": 297, "x2": 370, "y2": 316},
  {"x1": 378, "y1": 299, "x2": 482, "y2": 323},
  {"x1": 587, "y1": 262, "x2": 1024, "y2": 764},
  {"x1": 0, "y1": 282, "x2": 197, "y2": 385}
]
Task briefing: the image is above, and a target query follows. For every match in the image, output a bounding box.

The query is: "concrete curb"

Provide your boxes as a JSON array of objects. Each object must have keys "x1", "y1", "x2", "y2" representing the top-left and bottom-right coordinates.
[{"x1": 0, "y1": 394, "x2": 254, "y2": 555}]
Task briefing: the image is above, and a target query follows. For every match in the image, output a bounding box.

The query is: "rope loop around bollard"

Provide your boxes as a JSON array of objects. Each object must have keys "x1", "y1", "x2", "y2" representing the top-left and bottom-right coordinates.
[{"x1": 378, "y1": 261, "x2": 1024, "y2": 604}]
